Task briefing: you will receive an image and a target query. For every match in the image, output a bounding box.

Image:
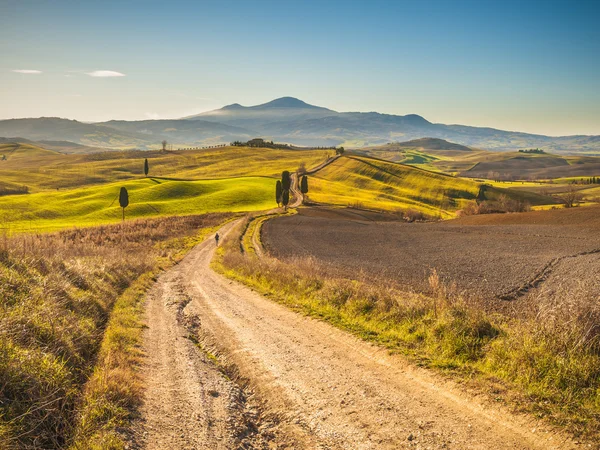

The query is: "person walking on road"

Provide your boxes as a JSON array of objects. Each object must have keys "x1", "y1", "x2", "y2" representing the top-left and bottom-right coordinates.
[{"x1": 215, "y1": 232, "x2": 220, "y2": 247}]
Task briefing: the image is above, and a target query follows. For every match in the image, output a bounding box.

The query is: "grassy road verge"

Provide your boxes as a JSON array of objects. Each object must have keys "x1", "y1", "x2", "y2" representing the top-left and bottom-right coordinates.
[
  {"x1": 213, "y1": 215, "x2": 600, "y2": 441},
  {"x1": 0, "y1": 214, "x2": 233, "y2": 449}
]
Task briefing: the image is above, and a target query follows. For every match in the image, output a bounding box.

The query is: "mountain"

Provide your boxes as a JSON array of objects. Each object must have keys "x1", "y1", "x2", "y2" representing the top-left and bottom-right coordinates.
[
  {"x1": 0, "y1": 136, "x2": 110, "y2": 153},
  {"x1": 0, "y1": 118, "x2": 152, "y2": 149},
  {"x1": 183, "y1": 97, "x2": 600, "y2": 153},
  {"x1": 0, "y1": 98, "x2": 599, "y2": 153},
  {"x1": 95, "y1": 119, "x2": 253, "y2": 145},
  {"x1": 185, "y1": 96, "x2": 337, "y2": 131}
]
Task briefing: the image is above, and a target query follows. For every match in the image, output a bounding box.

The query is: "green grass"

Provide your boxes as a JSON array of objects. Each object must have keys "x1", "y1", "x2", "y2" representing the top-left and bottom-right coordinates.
[
  {"x1": 0, "y1": 144, "x2": 330, "y2": 192},
  {"x1": 70, "y1": 218, "x2": 230, "y2": 450},
  {"x1": 0, "y1": 214, "x2": 232, "y2": 448},
  {"x1": 0, "y1": 176, "x2": 275, "y2": 233},
  {"x1": 308, "y1": 155, "x2": 481, "y2": 217}
]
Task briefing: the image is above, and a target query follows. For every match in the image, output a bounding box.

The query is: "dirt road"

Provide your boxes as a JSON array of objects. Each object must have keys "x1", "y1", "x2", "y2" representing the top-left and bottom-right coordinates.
[{"x1": 134, "y1": 221, "x2": 578, "y2": 449}]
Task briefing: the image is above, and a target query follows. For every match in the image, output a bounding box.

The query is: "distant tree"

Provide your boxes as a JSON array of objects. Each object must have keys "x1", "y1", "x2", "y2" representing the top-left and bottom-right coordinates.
[
  {"x1": 119, "y1": 187, "x2": 129, "y2": 221},
  {"x1": 557, "y1": 184, "x2": 583, "y2": 208},
  {"x1": 281, "y1": 170, "x2": 291, "y2": 191},
  {"x1": 276, "y1": 180, "x2": 283, "y2": 206},
  {"x1": 144, "y1": 158, "x2": 149, "y2": 177},
  {"x1": 161, "y1": 140, "x2": 167, "y2": 152},
  {"x1": 282, "y1": 189, "x2": 290, "y2": 209},
  {"x1": 300, "y1": 175, "x2": 309, "y2": 194},
  {"x1": 336, "y1": 147, "x2": 345, "y2": 155},
  {"x1": 476, "y1": 185, "x2": 488, "y2": 204}
]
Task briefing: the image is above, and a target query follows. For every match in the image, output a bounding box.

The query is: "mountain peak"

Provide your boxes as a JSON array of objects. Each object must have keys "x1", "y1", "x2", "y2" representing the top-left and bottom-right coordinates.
[
  {"x1": 255, "y1": 97, "x2": 319, "y2": 109},
  {"x1": 221, "y1": 103, "x2": 244, "y2": 111}
]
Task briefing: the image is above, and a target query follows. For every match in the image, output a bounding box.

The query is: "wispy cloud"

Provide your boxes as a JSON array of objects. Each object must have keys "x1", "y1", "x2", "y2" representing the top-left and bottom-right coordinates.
[
  {"x1": 86, "y1": 70, "x2": 126, "y2": 77},
  {"x1": 145, "y1": 112, "x2": 160, "y2": 120},
  {"x1": 12, "y1": 69, "x2": 42, "y2": 74}
]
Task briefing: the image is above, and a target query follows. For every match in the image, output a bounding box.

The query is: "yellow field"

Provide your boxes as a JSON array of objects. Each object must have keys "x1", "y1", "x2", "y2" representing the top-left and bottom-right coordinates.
[
  {"x1": 0, "y1": 144, "x2": 330, "y2": 192},
  {"x1": 307, "y1": 156, "x2": 481, "y2": 217}
]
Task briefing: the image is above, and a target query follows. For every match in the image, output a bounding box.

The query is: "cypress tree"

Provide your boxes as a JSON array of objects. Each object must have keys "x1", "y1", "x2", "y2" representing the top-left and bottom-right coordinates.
[
  {"x1": 276, "y1": 180, "x2": 283, "y2": 206},
  {"x1": 300, "y1": 175, "x2": 308, "y2": 194},
  {"x1": 282, "y1": 189, "x2": 290, "y2": 209},
  {"x1": 119, "y1": 187, "x2": 129, "y2": 221},
  {"x1": 144, "y1": 158, "x2": 149, "y2": 177},
  {"x1": 281, "y1": 170, "x2": 291, "y2": 191}
]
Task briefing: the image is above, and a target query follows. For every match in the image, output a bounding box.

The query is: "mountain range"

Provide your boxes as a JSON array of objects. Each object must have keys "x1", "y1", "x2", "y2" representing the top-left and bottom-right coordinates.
[{"x1": 1, "y1": 97, "x2": 598, "y2": 154}]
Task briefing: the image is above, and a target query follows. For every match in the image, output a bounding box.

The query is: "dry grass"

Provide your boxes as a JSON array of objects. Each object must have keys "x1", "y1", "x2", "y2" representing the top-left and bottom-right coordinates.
[
  {"x1": 215, "y1": 219, "x2": 600, "y2": 439},
  {"x1": 0, "y1": 214, "x2": 232, "y2": 449}
]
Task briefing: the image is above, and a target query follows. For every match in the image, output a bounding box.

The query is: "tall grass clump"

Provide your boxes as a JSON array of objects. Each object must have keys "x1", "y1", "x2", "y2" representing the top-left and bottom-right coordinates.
[
  {"x1": 0, "y1": 213, "x2": 231, "y2": 449},
  {"x1": 215, "y1": 217, "x2": 600, "y2": 438}
]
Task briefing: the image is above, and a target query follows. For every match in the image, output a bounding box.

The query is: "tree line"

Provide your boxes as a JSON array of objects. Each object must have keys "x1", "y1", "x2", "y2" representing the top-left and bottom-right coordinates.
[{"x1": 275, "y1": 170, "x2": 309, "y2": 209}]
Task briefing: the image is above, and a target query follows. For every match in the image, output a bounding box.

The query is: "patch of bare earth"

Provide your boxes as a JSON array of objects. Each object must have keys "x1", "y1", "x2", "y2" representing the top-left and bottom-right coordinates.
[
  {"x1": 132, "y1": 220, "x2": 579, "y2": 449},
  {"x1": 262, "y1": 206, "x2": 600, "y2": 311}
]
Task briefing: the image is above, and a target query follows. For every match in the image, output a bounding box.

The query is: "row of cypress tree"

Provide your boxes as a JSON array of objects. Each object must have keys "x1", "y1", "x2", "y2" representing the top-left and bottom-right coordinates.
[{"x1": 275, "y1": 170, "x2": 308, "y2": 208}]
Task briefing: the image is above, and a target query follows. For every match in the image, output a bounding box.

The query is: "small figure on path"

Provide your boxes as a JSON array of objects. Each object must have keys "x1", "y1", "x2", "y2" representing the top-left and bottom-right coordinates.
[{"x1": 215, "y1": 233, "x2": 220, "y2": 246}]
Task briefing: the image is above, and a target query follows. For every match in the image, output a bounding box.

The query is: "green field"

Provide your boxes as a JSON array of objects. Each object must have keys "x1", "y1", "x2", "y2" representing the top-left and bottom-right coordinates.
[
  {"x1": 0, "y1": 142, "x2": 568, "y2": 231},
  {"x1": 0, "y1": 176, "x2": 274, "y2": 233},
  {"x1": 0, "y1": 144, "x2": 332, "y2": 232}
]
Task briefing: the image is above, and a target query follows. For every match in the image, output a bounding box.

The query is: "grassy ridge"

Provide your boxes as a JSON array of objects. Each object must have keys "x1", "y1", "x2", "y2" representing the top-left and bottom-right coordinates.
[
  {"x1": 309, "y1": 156, "x2": 480, "y2": 217},
  {"x1": 0, "y1": 176, "x2": 274, "y2": 232}
]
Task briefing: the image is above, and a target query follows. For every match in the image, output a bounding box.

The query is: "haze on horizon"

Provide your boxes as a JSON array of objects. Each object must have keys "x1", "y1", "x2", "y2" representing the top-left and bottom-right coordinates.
[{"x1": 0, "y1": 0, "x2": 599, "y2": 136}]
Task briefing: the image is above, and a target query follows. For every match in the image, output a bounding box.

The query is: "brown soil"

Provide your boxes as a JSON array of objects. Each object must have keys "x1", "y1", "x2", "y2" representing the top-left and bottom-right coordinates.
[
  {"x1": 133, "y1": 220, "x2": 579, "y2": 449},
  {"x1": 262, "y1": 206, "x2": 600, "y2": 306}
]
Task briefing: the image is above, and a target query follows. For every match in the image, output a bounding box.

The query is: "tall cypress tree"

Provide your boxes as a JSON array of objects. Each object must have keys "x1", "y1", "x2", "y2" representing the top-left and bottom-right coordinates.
[
  {"x1": 144, "y1": 158, "x2": 149, "y2": 177},
  {"x1": 300, "y1": 175, "x2": 308, "y2": 194},
  {"x1": 282, "y1": 189, "x2": 290, "y2": 209},
  {"x1": 119, "y1": 187, "x2": 129, "y2": 221},
  {"x1": 281, "y1": 170, "x2": 291, "y2": 191},
  {"x1": 276, "y1": 180, "x2": 283, "y2": 206}
]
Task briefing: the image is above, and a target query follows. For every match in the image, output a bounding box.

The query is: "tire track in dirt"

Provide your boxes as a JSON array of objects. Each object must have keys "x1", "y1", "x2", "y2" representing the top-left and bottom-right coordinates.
[
  {"x1": 135, "y1": 220, "x2": 580, "y2": 449},
  {"x1": 132, "y1": 227, "x2": 276, "y2": 449},
  {"x1": 498, "y1": 247, "x2": 600, "y2": 300}
]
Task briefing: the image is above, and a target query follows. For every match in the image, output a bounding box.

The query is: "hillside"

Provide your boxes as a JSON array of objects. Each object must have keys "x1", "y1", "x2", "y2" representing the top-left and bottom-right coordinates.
[
  {"x1": 368, "y1": 138, "x2": 473, "y2": 152},
  {"x1": 0, "y1": 176, "x2": 274, "y2": 232},
  {"x1": 308, "y1": 155, "x2": 476, "y2": 217},
  {"x1": 0, "y1": 118, "x2": 154, "y2": 148},
  {"x1": 95, "y1": 119, "x2": 254, "y2": 146},
  {"x1": 0, "y1": 145, "x2": 330, "y2": 192},
  {"x1": 461, "y1": 153, "x2": 600, "y2": 180},
  {"x1": 305, "y1": 155, "x2": 559, "y2": 217}
]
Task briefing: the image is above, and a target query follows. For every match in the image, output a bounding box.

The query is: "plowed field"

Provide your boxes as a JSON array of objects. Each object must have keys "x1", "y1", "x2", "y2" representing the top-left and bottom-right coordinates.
[{"x1": 262, "y1": 206, "x2": 600, "y2": 305}]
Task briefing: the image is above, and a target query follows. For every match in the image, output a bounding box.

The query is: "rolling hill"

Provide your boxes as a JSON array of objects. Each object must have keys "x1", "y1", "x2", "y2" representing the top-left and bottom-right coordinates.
[
  {"x1": 306, "y1": 155, "x2": 555, "y2": 217},
  {"x1": 367, "y1": 138, "x2": 474, "y2": 152},
  {"x1": 1, "y1": 98, "x2": 599, "y2": 152},
  {"x1": 0, "y1": 176, "x2": 274, "y2": 232}
]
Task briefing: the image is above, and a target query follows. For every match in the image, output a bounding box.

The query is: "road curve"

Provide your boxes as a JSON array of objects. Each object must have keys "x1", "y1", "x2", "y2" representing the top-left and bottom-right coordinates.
[{"x1": 135, "y1": 221, "x2": 578, "y2": 449}]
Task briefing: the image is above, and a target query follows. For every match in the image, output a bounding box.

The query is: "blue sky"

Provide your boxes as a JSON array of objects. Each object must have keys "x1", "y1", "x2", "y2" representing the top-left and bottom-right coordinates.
[{"x1": 1, "y1": 0, "x2": 598, "y2": 135}]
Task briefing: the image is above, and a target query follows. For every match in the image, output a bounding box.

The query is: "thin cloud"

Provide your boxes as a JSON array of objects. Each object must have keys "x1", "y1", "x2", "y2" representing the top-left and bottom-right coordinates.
[
  {"x1": 12, "y1": 69, "x2": 42, "y2": 74},
  {"x1": 86, "y1": 70, "x2": 126, "y2": 77}
]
